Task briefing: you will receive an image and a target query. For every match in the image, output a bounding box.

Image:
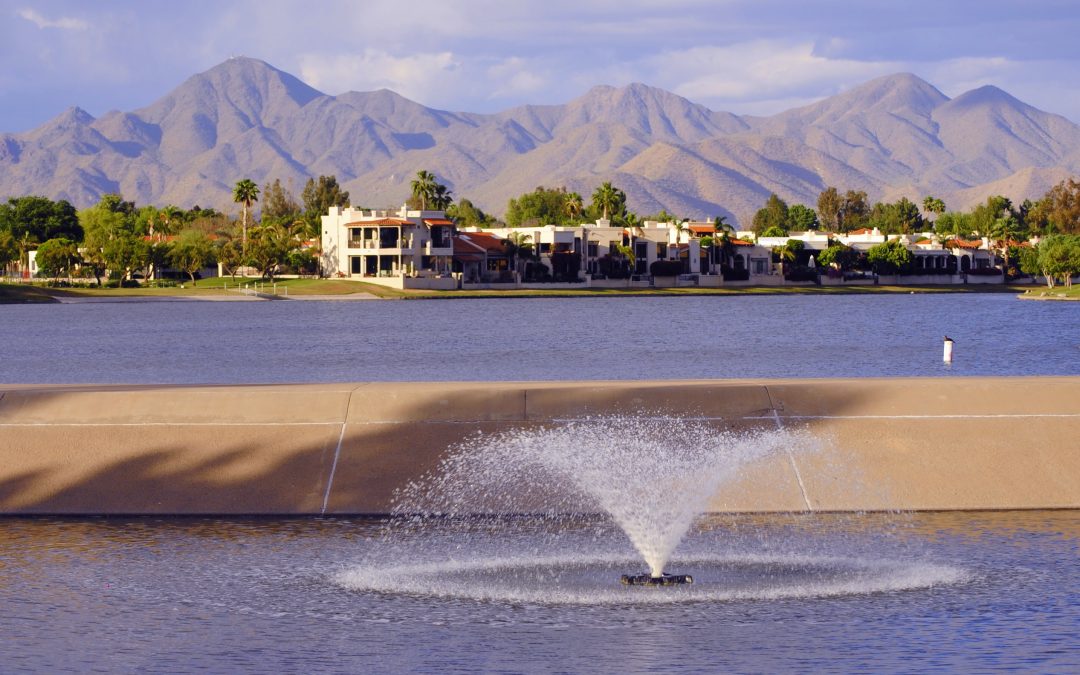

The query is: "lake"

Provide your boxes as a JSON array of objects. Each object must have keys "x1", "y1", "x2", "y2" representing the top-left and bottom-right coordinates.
[
  {"x1": 2, "y1": 293, "x2": 1077, "y2": 383},
  {"x1": 1, "y1": 512, "x2": 1077, "y2": 672},
  {"x1": 3, "y1": 293, "x2": 1078, "y2": 672}
]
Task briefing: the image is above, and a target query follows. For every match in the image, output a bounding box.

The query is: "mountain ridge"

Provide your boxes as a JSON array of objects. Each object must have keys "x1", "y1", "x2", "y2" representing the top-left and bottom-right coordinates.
[{"x1": 2, "y1": 57, "x2": 1079, "y2": 225}]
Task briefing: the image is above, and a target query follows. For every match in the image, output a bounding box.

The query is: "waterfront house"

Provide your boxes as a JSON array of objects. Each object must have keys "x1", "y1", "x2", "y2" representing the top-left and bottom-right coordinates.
[{"x1": 320, "y1": 205, "x2": 457, "y2": 289}]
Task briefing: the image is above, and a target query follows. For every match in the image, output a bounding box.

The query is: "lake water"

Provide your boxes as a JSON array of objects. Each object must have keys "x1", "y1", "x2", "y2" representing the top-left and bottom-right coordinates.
[
  {"x1": 3, "y1": 294, "x2": 1078, "y2": 672},
  {"x1": 1, "y1": 293, "x2": 1077, "y2": 383},
  {"x1": 1, "y1": 512, "x2": 1077, "y2": 672}
]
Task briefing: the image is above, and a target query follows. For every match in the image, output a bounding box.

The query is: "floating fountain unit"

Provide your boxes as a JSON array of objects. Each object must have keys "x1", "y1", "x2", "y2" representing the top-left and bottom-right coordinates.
[{"x1": 620, "y1": 572, "x2": 693, "y2": 586}]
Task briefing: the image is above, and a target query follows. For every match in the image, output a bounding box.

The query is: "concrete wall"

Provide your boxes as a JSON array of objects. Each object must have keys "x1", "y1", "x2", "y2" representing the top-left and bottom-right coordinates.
[{"x1": 1, "y1": 378, "x2": 1078, "y2": 515}]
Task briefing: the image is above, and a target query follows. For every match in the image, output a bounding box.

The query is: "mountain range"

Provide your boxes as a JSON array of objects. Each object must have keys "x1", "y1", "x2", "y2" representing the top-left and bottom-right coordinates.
[{"x1": 3, "y1": 57, "x2": 1080, "y2": 226}]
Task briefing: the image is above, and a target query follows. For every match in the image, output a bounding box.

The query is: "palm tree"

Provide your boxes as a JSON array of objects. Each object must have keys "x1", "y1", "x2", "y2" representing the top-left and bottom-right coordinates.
[
  {"x1": 671, "y1": 217, "x2": 689, "y2": 242},
  {"x1": 505, "y1": 231, "x2": 533, "y2": 277},
  {"x1": 564, "y1": 192, "x2": 584, "y2": 223},
  {"x1": 159, "y1": 205, "x2": 182, "y2": 236},
  {"x1": 990, "y1": 214, "x2": 1023, "y2": 272},
  {"x1": 411, "y1": 170, "x2": 437, "y2": 210},
  {"x1": 233, "y1": 179, "x2": 260, "y2": 253},
  {"x1": 713, "y1": 215, "x2": 734, "y2": 272},
  {"x1": 591, "y1": 182, "x2": 624, "y2": 221},
  {"x1": 431, "y1": 182, "x2": 454, "y2": 210},
  {"x1": 922, "y1": 196, "x2": 946, "y2": 219}
]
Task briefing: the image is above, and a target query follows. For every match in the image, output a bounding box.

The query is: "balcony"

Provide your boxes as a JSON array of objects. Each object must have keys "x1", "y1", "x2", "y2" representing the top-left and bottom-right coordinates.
[{"x1": 348, "y1": 239, "x2": 415, "y2": 251}]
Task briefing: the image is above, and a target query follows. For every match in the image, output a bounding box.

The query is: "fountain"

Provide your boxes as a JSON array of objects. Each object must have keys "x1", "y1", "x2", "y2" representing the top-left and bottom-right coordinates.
[{"x1": 336, "y1": 417, "x2": 967, "y2": 603}]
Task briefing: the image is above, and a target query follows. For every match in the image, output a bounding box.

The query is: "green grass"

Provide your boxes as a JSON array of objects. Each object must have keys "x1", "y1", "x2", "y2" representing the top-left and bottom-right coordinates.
[
  {"x1": 0, "y1": 283, "x2": 60, "y2": 303},
  {"x1": 1018, "y1": 285, "x2": 1080, "y2": 300}
]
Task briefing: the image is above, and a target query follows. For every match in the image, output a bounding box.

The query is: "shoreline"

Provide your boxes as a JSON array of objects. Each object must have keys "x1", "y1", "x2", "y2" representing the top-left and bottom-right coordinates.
[{"x1": 4, "y1": 281, "x2": 1067, "y2": 303}]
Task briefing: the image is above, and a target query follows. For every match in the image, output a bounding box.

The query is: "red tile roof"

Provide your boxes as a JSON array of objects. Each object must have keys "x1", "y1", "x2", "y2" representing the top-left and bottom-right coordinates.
[
  {"x1": 423, "y1": 218, "x2": 454, "y2": 226},
  {"x1": 948, "y1": 239, "x2": 983, "y2": 249},
  {"x1": 848, "y1": 228, "x2": 875, "y2": 235},
  {"x1": 688, "y1": 225, "x2": 714, "y2": 234},
  {"x1": 454, "y1": 232, "x2": 506, "y2": 255},
  {"x1": 345, "y1": 218, "x2": 410, "y2": 226}
]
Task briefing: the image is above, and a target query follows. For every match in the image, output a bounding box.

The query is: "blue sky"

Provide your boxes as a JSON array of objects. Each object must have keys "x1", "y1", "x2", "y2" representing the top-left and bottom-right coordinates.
[{"x1": 3, "y1": 0, "x2": 1079, "y2": 132}]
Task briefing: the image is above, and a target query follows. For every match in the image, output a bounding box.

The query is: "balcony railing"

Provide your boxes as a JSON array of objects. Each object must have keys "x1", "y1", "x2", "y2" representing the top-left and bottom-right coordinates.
[{"x1": 348, "y1": 239, "x2": 414, "y2": 250}]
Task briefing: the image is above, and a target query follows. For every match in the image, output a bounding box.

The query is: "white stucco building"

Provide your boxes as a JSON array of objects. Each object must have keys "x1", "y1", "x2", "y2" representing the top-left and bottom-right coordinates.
[{"x1": 320, "y1": 205, "x2": 457, "y2": 289}]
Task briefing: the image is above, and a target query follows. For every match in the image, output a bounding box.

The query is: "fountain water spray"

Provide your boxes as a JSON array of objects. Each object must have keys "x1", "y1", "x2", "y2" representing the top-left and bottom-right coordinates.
[{"x1": 392, "y1": 417, "x2": 814, "y2": 582}]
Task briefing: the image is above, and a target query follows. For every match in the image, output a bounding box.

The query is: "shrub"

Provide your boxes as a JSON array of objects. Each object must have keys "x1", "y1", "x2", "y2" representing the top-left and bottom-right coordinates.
[{"x1": 649, "y1": 260, "x2": 684, "y2": 277}]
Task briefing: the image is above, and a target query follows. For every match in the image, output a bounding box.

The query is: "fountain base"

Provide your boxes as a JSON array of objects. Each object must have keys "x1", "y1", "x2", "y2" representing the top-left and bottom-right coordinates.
[{"x1": 620, "y1": 573, "x2": 693, "y2": 586}]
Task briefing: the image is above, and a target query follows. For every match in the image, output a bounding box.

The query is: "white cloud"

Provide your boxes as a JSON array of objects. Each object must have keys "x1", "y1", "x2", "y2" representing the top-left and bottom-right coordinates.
[
  {"x1": 16, "y1": 8, "x2": 88, "y2": 31},
  {"x1": 649, "y1": 41, "x2": 904, "y2": 105},
  {"x1": 297, "y1": 50, "x2": 463, "y2": 102},
  {"x1": 485, "y1": 58, "x2": 547, "y2": 99}
]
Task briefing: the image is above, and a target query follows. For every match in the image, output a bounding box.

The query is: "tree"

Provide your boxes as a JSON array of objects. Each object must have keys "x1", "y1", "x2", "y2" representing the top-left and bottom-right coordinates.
[
  {"x1": 752, "y1": 193, "x2": 789, "y2": 235},
  {"x1": 504, "y1": 231, "x2": 534, "y2": 275},
  {"x1": 79, "y1": 197, "x2": 132, "y2": 285},
  {"x1": 410, "y1": 170, "x2": 438, "y2": 210},
  {"x1": 670, "y1": 217, "x2": 689, "y2": 242},
  {"x1": 34, "y1": 238, "x2": 80, "y2": 281},
  {"x1": 772, "y1": 238, "x2": 805, "y2": 267},
  {"x1": 507, "y1": 186, "x2": 573, "y2": 226},
  {"x1": 970, "y1": 195, "x2": 1013, "y2": 236},
  {"x1": 711, "y1": 216, "x2": 736, "y2": 271},
  {"x1": 1037, "y1": 178, "x2": 1080, "y2": 235},
  {"x1": 591, "y1": 182, "x2": 626, "y2": 222},
  {"x1": 934, "y1": 212, "x2": 974, "y2": 238},
  {"x1": 157, "y1": 205, "x2": 184, "y2": 235},
  {"x1": 103, "y1": 234, "x2": 151, "y2": 282},
  {"x1": 788, "y1": 204, "x2": 819, "y2": 231},
  {"x1": 0, "y1": 229, "x2": 17, "y2": 272},
  {"x1": 262, "y1": 179, "x2": 302, "y2": 225},
  {"x1": 446, "y1": 198, "x2": 497, "y2": 228},
  {"x1": 817, "y1": 187, "x2": 842, "y2": 231},
  {"x1": 1035, "y1": 235, "x2": 1080, "y2": 288},
  {"x1": 989, "y1": 213, "x2": 1024, "y2": 271},
  {"x1": 169, "y1": 230, "x2": 215, "y2": 285},
  {"x1": 922, "y1": 196, "x2": 946, "y2": 219},
  {"x1": 816, "y1": 241, "x2": 860, "y2": 271},
  {"x1": 839, "y1": 190, "x2": 869, "y2": 232},
  {"x1": 0, "y1": 196, "x2": 82, "y2": 258},
  {"x1": 232, "y1": 178, "x2": 260, "y2": 252},
  {"x1": 431, "y1": 182, "x2": 454, "y2": 210},
  {"x1": 216, "y1": 237, "x2": 244, "y2": 281},
  {"x1": 246, "y1": 223, "x2": 293, "y2": 281},
  {"x1": 1017, "y1": 245, "x2": 1041, "y2": 280},
  {"x1": 866, "y1": 239, "x2": 914, "y2": 275},
  {"x1": 301, "y1": 175, "x2": 350, "y2": 234},
  {"x1": 868, "y1": 197, "x2": 924, "y2": 234},
  {"x1": 565, "y1": 192, "x2": 584, "y2": 222}
]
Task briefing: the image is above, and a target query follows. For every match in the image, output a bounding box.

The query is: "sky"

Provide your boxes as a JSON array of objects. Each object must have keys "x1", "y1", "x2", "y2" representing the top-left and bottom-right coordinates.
[{"x1": 3, "y1": 0, "x2": 1080, "y2": 132}]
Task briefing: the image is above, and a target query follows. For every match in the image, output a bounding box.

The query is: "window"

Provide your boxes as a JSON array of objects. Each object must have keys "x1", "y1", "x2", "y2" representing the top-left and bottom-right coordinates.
[
  {"x1": 587, "y1": 242, "x2": 599, "y2": 258},
  {"x1": 657, "y1": 243, "x2": 667, "y2": 259}
]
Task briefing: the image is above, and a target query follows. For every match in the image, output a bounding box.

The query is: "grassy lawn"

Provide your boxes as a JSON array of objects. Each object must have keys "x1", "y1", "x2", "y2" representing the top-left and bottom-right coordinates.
[
  {"x1": 1018, "y1": 285, "x2": 1080, "y2": 300},
  {"x1": 0, "y1": 283, "x2": 60, "y2": 303},
  {"x1": 3, "y1": 277, "x2": 398, "y2": 299}
]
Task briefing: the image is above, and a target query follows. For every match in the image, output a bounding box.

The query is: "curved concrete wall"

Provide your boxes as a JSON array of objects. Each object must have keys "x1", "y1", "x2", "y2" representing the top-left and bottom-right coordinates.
[{"x1": 1, "y1": 378, "x2": 1078, "y2": 515}]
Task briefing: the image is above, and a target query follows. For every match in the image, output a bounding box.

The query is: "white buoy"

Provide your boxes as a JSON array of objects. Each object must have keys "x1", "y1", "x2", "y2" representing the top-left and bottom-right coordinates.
[{"x1": 943, "y1": 336, "x2": 954, "y2": 363}]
